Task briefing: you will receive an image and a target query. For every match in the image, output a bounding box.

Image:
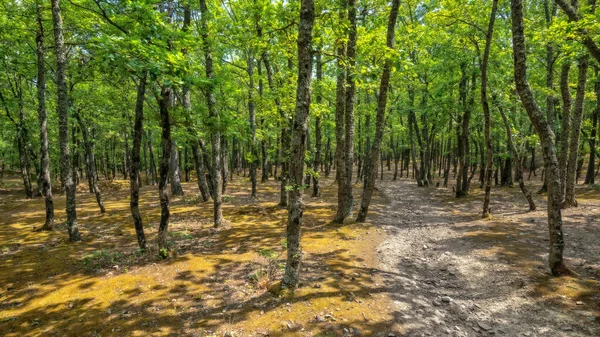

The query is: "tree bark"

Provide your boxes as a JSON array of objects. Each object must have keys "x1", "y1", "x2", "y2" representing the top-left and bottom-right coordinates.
[
  {"x1": 511, "y1": 0, "x2": 570, "y2": 276},
  {"x1": 585, "y1": 67, "x2": 599, "y2": 184},
  {"x1": 75, "y1": 112, "x2": 106, "y2": 213},
  {"x1": 356, "y1": 0, "x2": 399, "y2": 222},
  {"x1": 51, "y1": 0, "x2": 80, "y2": 241},
  {"x1": 343, "y1": 0, "x2": 357, "y2": 214},
  {"x1": 200, "y1": 0, "x2": 225, "y2": 227},
  {"x1": 333, "y1": 3, "x2": 348, "y2": 223},
  {"x1": 564, "y1": 55, "x2": 589, "y2": 207},
  {"x1": 558, "y1": 62, "x2": 572, "y2": 201},
  {"x1": 481, "y1": 0, "x2": 498, "y2": 218},
  {"x1": 496, "y1": 98, "x2": 536, "y2": 211},
  {"x1": 169, "y1": 141, "x2": 184, "y2": 196},
  {"x1": 282, "y1": 0, "x2": 314, "y2": 290},
  {"x1": 312, "y1": 49, "x2": 322, "y2": 197},
  {"x1": 36, "y1": 1, "x2": 54, "y2": 230},
  {"x1": 130, "y1": 72, "x2": 147, "y2": 251}
]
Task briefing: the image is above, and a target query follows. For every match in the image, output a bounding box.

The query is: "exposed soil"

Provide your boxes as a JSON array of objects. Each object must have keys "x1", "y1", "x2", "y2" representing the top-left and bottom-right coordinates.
[
  {"x1": 376, "y1": 177, "x2": 600, "y2": 337},
  {"x1": 1, "y1": 171, "x2": 599, "y2": 337}
]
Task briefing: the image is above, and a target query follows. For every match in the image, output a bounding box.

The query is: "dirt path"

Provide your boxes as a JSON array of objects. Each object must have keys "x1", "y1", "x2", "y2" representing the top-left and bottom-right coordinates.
[{"x1": 375, "y1": 178, "x2": 600, "y2": 337}]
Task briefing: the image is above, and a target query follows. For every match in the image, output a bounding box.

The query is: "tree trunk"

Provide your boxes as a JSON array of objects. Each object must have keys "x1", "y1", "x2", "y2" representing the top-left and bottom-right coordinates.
[
  {"x1": 130, "y1": 72, "x2": 148, "y2": 251},
  {"x1": 248, "y1": 54, "x2": 258, "y2": 198},
  {"x1": 333, "y1": 3, "x2": 348, "y2": 223},
  {"x1": 356, "y1": 0, "x2": 399, "y2": 222},
  {"x1": 511, "y1": 0, "x2": 570, "y2": 276},
  {"x1": 585, "y1": 67, "x2": 599, "y2": 184},
  {"x1": 343, "y1": 0, "x2": 357, "y2": 214},
  {"x1": 51, "y1": 0, "x2": 80, "y2": 241},
  {"x1": 558, "y1": 62, "x2": 572, "y2": 200},
  {"x1": 481, "y1": 0, "x2": 498, "y2": 218},
  {"x1": 282, "y1": 0, "x2": 314, "y2": 290},
  {"x1": 36, "y1": 1, "x2": 54, "y2": 230},
  {"x1": 75, "y1": 112, "x2": 106, "y2": 213},
  {"x1": 564, "y1": 55, "x2": 589, "y2": 207},
  {"x1": 312, "y1": 49, "x2": 322, "y2": 197},
  {"x1": 169, "y1": 141, "x2": 185, "y2": 196},
  {"x1": 496, "y1": 98, "x2": 536, "y2": 211},
  {"x1": 200, "y1": 0, "x2": 225, "y2": 227},
  {"x1": 156, "y1": 87, "x2": 172, "y2": 258}
]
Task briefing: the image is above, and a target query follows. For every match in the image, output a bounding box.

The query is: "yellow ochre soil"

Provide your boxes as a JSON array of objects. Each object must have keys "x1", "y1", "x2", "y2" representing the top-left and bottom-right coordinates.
[{"x1": 0, "y1": 175, "x2": 395, "y2": 337}]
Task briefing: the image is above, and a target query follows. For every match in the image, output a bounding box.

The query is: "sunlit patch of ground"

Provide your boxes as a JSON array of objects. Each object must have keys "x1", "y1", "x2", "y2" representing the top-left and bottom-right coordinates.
[{"x1": 0, "y1": 173, "x2": 394, "y2": 336}]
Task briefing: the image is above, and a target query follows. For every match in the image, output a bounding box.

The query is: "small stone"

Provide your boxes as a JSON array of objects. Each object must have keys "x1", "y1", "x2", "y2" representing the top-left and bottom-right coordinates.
[
  {"x1": 432, "y1": 299, "x2": 442, "y2": 306},
  {"x1": 388, "y1": 333, "x2": 397, "y2": 337},
  {"x1": 562, "y1": 326, "x2": 573, "y2": 331},
  {"x1": 576, "y1": 301, "x2": 584, "y2": 305},
  {"x1": 423, "y1": 245, "x2": 428, "y2": 250},
  {"x1": 314, "y1": 283, "x2": 322, "y2": 288},
  {"x1": 478, "y1": 322, "x2": 492, "y2": 331},
  {"x1": 441, "y1": 296, "x2": 451, "y2": 303}
]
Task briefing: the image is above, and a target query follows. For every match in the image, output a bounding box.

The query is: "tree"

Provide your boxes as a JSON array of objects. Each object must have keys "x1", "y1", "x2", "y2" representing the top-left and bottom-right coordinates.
[
  {"x1": 356, "y1": 0, "x2": 400, "y2": 223},
  {"x1": 510, "y1": 0, "x2": 570, "y2": 276},
  {"x1": 481, "y1": 0, "x2": 499, "y2": 218},
  {"x1": 282, "y1": 0, "x2": 314, "y2": 290},
  {"x1": 200, "y1": 0, "x2": 225, "y2": 228},
  {"x1": 36, "y1": 0, "x2": 54, "y2": 231},
  {"x1": 51, "y1": 0, "x2": 81, "y2": 242}
]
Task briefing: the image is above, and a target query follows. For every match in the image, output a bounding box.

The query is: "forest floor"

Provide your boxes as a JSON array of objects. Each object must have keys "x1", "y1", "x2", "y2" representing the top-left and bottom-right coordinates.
[
  {"x1": 0, "y1": 171, "x2": 599, "y2": 337},
  {"x1": 377, "y1": 174, "x2": 600, "y2": 337}
]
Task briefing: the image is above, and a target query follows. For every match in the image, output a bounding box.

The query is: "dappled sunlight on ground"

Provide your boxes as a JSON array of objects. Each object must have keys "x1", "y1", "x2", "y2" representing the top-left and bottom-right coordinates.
[{"x1": 0, "y1": 173, "x2": 395, "y2": 336}]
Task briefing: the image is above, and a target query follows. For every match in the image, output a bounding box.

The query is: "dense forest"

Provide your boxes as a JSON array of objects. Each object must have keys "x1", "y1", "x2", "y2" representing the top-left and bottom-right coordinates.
[{"x1": 1, "y1": 0, "x2": 599, "y2": 336}]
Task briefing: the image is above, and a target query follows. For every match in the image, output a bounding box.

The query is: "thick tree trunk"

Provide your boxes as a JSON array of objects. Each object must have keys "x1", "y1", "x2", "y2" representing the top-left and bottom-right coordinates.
[
  {"x1": 282, "y1": 0, "x2": 314, "y2": 290},
  {"x1": 356, "y1": 0, "x2": 399, "y2": 222},
  {"x1": 564, "y1": 55, "x2": 589, "y2": 207},
  {"x1": 51, "y1": 0, "x2": 80, "y2": 241},
  {"x1": 511, "y1": 0, "x2": 570, "y2": 276},
  {"x1": 36, "y1": 2, "x2": 54, "y2": 230},
  {"x1": 200, "y1": 0, "x2": 225, "y2": 227},
  {"x1": 130, "y1": 73, "x2": 147, "y2": 251}
]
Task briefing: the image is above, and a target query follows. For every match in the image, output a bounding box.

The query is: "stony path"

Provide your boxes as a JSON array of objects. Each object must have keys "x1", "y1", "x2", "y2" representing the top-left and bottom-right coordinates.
[{"x1": 374, "y1": 179, "x2": 599, "y2": 337}]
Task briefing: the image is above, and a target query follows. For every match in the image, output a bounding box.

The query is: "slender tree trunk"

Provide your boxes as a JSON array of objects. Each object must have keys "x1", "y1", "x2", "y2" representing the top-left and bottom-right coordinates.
[
  {"x1": 156, "y1": 86, "x2": 172, "y2": 258},
  {"x1": 75, "y1": 112, "x2": 106, "y2": 213},
  {"x1": 200, "y1": 0, "x2": 225, "y2": 227},
  {"x1": 147, "y1": 130, "x2": 157, "y2": 185},
  {"x1": 333, "y1": 3, "x2": 348, "y2": 223},
  {"x1": 312, "y1": 50, "x2": 322, "y2": 197},
  {"x1": 511, "y1": 0, "x2": 570, "y2": 276},
  {"x1": 558, "y1": 62, "x2": 572, "y2": 201},
  {"x1": 130, "y1": 72, "x2": 147, "y2": 251},
  {"x1": 496, "y1": 97, "x2": 536, "y2": 211},
  {"x1": 356, "y1": 0, "x2": 399, "y2": 222},
  {"x1": 564, "y1": 55, "x2": 589, "y2": 207},
  {"x1": 343, "y1": 0, "x2": 357, "y2": 215},
  {"x1": 169, "y1": 141, "x2": 184, "y2": 196},
  {"x1": 585, "y1": 67, "x2": 599, "y2": 184},
  {"x1": 481, "y1": 0, "x2": 498, "y2": 218},
  {"x1": 51, "y1": 0, "x2": 80, "y2": 241},
  {"x1": 282, "y1": 0, "x2": 314, "y2": 290},
  {"x1": 248, "y1": 54, "x2": 258, "y2": 198},
  {"x1": 36, "y1": 1, "x2": 54, "y2": 230}
]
